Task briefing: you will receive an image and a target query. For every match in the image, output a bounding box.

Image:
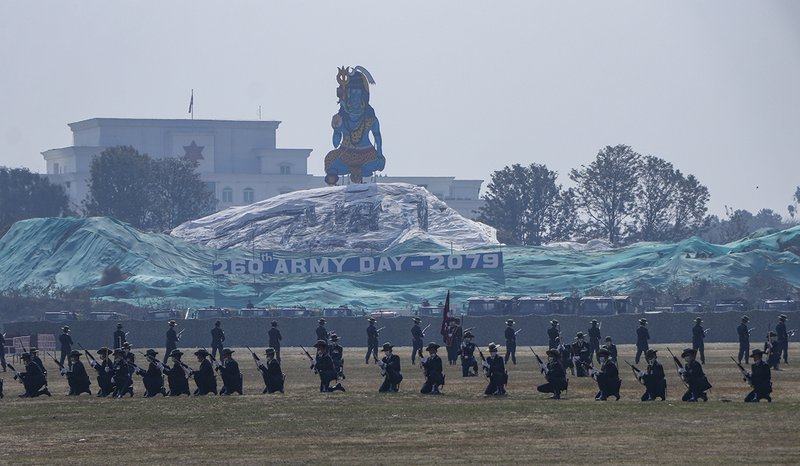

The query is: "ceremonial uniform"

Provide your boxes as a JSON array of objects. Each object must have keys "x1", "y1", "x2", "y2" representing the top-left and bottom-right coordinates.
[
  {"x1": 315, "y1": 320, "x2": 329, "y2": 343},
  {"x1": 765, "y1": 333, "x2": 780, "y2": 369},
  {"x1": 31, "y1": 351, "x2": 47, "y2": 378},
  {"x1": 588, "y1": 321, "x2": 601, "y2": 357},
  {"x1": 537, "y1": 350, "x2": 568, "y2": 399},
  {"x1": 692, "y1": 319, "x2": 706, "y2": 364},
  {"x1": 329, "y1": 335, "x2": 345, "y2": 379},
  {"x1": 504, "y1": 321, "x2": 517, "y2": 365},
  {"x1": 593, "y1": 350, "x2": 620, "y2": 401},
  {"x1": 745, "y1": 350, "x2": 772, "y2": 402},
  {"x1": 0, "y1": 332, "x2": 7, "y2": 372},
  {"x1": 17, "y1": 355, "x2": 50, "y2": 398},
  {"x1": 458, "y1": 336, "x2": 478, "y2": 377},
  {"x1": 210, "y1": 322, "x2": 225, "y2": 360},
  {"x1": 639, "y1": 351, "x2": 666, "y2": 401},
  {"x1": 258, "y1": 349, "x2": 285, "y2": 394},
  {"x1": 571, "y1": 334, "x2": 592, "y2": 377},
  {"x1": 164, "y1": 322, "x2": 180, "y2": 363},
  {"x1": 65, "y1": 352, "x2": 91, "y2": 396},
  {"x1": 217, "y1": 349, "x2": 242, "y2": 395},
  {"x1": 559, "y1": 340, "x2": 574, "y2": 375},
  {"x1": 635, "y1": 320, "x2": 650, "y2": 364},
  {"x1": 192, "y1": 350, "x2": 217, "y2": 395},
  {"x1": 411, "y1": 319, "x2": 424, "y2": 364},
  {"x1": 59, "y1": 327, "x2": 73, "y2": 366},
  {"x1": 737, "y1": 318, "x2": 750, "y2": 364},
  {"x1": 313, "y1": 341, "x2": 343, "y2": 392},
  {"x1": 268, "y1": 322, "x2": 282, "y2": 362},
  {"x1": 91, "y1": 349, "x2": 114, "y2": 397},
  {"x1": 680, "y1": 349, "x2": 711, "y2": 402},
  {"x1": 113, "y1": 325, "x2": 126, "y2": 349},
  {"x1": 111, "y1": 352, "x2": 133, "y2": 398},
  {"x1": 449, "y1": 323, "x2": 463, "y2": 366},
  {"x1": 776, "y1": 316, "x2": 788, "y2": 364},
  {"x1": 163, "y1": 350, "x2": 191, "y2": 396},
  {"x1": 547, "y1": 321, "x2": 560, "y2": 349},
  {"x1": 136, "y1": 351, "x2": 166, "y2": 397},
  {"x1": 483, "y1": 344, "x2": 507, "y2": 395},
  {"x1": 602, "y1": 339, "x2": 618, "y2": 362},
  {"x1": 378, "y1": 344, "x2": 402, "y2": 392},
  {"x1": 420, "y1": 343, "x2": 445, "y2": 394},
  {"x1": 365, "y1": 320, "x2": 379, "y2": 364}
]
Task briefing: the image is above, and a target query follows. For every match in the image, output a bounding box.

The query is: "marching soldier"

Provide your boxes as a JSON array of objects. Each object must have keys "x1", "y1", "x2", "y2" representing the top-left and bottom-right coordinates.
[
  {"x1": 588, "y1": 320, "x2": 601, "y2": 357},
  {"x1": 603, "y1": 336, "x2": 617, "y2": 362},
  {"x1": 365, "y1": 318, "x2": 380, "y2": 364},
  {"x1": 504, "y1": 320, "x2": 517, "y2": 365},
  {"x1": 744, "y1": 348, "x2": 772, "y2": 402},
  {"x1": 420, "y1": 342, "x2": 445, "y2": 395},
  {"x1": 210, "y1": 321, "x2": 225, "y2": 360},
  {"x1": 64, "y1": 350, "x2": 91, "y2": 396},
  {"x1": 591, "y1": 347, "x2": 620, "y2": 401},
  {"x1": 312, "y1": 340, "x2": 345, "y2": 392},
  {"x1": 163, "y1": 349, "x2": 191, "y2": 396},
  {"x1": 111, "y1": 349, "x2": 133, "y2": 398},
  {"x1": 411, "y1": 317, "x2": 424, "y2": 364},
  {"x1": 776, "y1": 314, "x2": 789, "y2": 364},
  {"x1": 766, "y1": 331, "x2": 781, "y2": 370},
  {"x1": 547, "y1": 320, "x2": 560, "y2": 349},
  {"x1": 90, "y1": 347, "x2": 114, "y2": 397},
  {"x1": 737, "y1": 316, "x2": 751, "y2": 364},
  {"x1": 692, "y1": 317, "x2": 707, "y2": 364},
  {"x1": 483, "y1": 343, "x2": 507, "y2": 396},
  {"x1": 164, "y1": 320, "x2": 180, "y2": 363},
  {"x1": 329, "y1": 333, "x2": 346, "y2": 379},
  {"x1": 571, "y1": 332, "x2": 592, "y2": 377},
  {"x1": 59, "y1": 326, "x2": 73, "y2": 366},
  {"x1": 136, "y1": 349, "x2": 166, "y2": 397},
  {"x1": 192, "y1": 348, "x2": 217, "y2": 395},
  {"x1": 268, "y1": 321, "x2": 282, "y2": 362},
  {"x1": 679, "y1": 348, "x2": 711, "y2": 402},
  {"x1": 316, "y1": 318, "x2": 329, "y2": 344},
  {"x1": 635, "y1": 318, "x2": 650, "y2": 364},
  {"x1": 458, "y1": 331, "x2": 478, "y2": 377},
  {"x1": 113, "y1": 323, "x2": 126, "y2": 349},
  {"x1": 637, "y1": 349, "x2": 666, "y2": 401},
  {"x1": 14, "y1": 352, "x2": 50, "y2": 398},
  {"x1": 257, "y1": 347, "x2": 285, "y2": 394},
  {"x1": 536, "y1": 348, "x2": 568, "y2": 399},
  {"x1": 377, "y1": 343, "x2": 402, "y2": 392},
  {"x1": 217, "y1": 348, "x2": 242, "y2": 395}
]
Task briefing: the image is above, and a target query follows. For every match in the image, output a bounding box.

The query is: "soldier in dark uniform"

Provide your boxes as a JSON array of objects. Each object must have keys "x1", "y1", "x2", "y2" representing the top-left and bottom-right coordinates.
[
  {"x1": 744, "y1": 348, "x2": 772, "y2": 402},
  {"x1": 636, "y1": 349, "x2": 666, "y2": 401},
  {"x1": 0, "y1": 331, "x2": 7, "y2": 372},
  {"x1": 217, "y1": 348, "x2": 242, "y2": 395},
  {"x1": 571, "y1": 332, "x2": 592, "y2": 377},
  {"x1": 329, "y1": 333, "x2": 345, "y2": 379},
  {"x1": 776, "y1": 314, "x2": 789, "y2": 364},
  {"x1": 737, "y1": 316, "x2": 751, "y2": 364},
  {"x1": 113, "y1": 323, "x2": 126, "y2": 349},
  {"x1": 163, "y1": 349, "x2": 191, "y2": 396},
  {"x1": 420, "y1": 342, "x2": 445, "y2": 394},
  {"x1": 210, "y1": 321, "x2": 225, "y2": 360},
  {"x1": 602, "y1": 336, "x2": 617, "y2": 362},
  {"x1": 504, "y1": 320, "x2": 517, "y2": 365},
  {"x1": 765, "y1": 331, "x2": 781, "y2": 370},
  {"x1": 64, "y1": 350, "x2": 91, "y2": 396},
  {"x1": 536, "y1": 348, "x2": 568, "y2": 399},
  {"x1": 30, "y1": 348, "x2": 47, "y2": 378},
  {"x1": 377, "y1": 343, "x2": 402, "y2": 392},
  {"x1": 411, "y1": 317, "x2": 424, "y2": 364},
  {"x1": 679, "y1": 347, "x2": 711, "y2": 402},
  {"x1": 268, "y1": 321, "x2": 282, "y2": 362},
  {"x1": 59, "y1": 326, "x2": 73, "y2": 366},
  {"x1": 448, "y1": 318, "x2": 463, "y2": 366},
  {"x1": 588, "y1": 320, "x2": 601, "y2": 357},
  {"x1": 547, "y1": 320, "x2": 560, "y2": 349},
  {"x1": 14, "y1": 352, "x2": 50, "y2": 398},
  {"x1": 121, "y1": 342, "x2": 136, "y2": 396},
  {"x1": 257, "y1": 347, "x2": 285, "y2": 394},
  {"x1": 136, "y1": 349, "x2": 166, "y2": 397},
  {"x1": 635, "y1": 318, "x2": 650, "y2": 364},
  {"x1": 192, "y1": 348, "x2": 217, "y2": 395},
  {"x1": 312, "y1": 340, "x2": 344, "y2": 392},
  {"x1": 692, "y1": 317, "x2": 707, "y2": 364},
  {"x1": 365, "y1": 318, "x2": 380, "y2": 364},
  {"x1": 457, "y1": 331, "x2": 478, "y2": 377},
  {"x1": 164, "y1": 320, "x2": 180, "y2": 363},
  {"x1": 483, "y1": 343, "x2": 508, "y2": 396},
  {"x1": 315, "y1": 318, "x2": 329, "y2": 344},
  {"x1": 559, "y1": 337, "x2": 574, "y2": 376},
  {"x1": 111, "y1": 349, "x2": 133, "y2": 398},
  {"x1": 90, "y1": 347, "x2": 114, "y2": 397},
  {"x1": 591, "y1": 347, "x2": 620, "y2": 400}
]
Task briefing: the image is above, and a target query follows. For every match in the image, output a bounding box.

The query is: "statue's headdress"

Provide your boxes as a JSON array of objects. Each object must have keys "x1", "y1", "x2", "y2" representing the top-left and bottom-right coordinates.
[{"x1": 337, "y1": 65, "x2": 375, "y2": 104}]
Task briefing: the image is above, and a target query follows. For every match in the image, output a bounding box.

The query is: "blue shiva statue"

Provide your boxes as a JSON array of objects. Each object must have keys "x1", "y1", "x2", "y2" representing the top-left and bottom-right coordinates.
[{"x1": 324, "y1": 66, "x2": 385, "y2": 185}]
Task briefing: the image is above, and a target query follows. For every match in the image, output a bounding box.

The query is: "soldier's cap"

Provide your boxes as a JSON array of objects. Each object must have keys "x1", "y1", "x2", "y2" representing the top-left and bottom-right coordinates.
[
  {"x1": 168, "y1": 320, "x2": 177, "y2": 326},
  {"x1": 550, "y1": 320, "x2": 559, "y2": 325},
  {"x1": 30, "y1": 347, "x2": 38, "y2": 353},
  {"x1": 69, "y1": 350, "x2": 81, "y2": 358},
  {"x1": 694, "y1": 317, "x2": 702, "y2": 322},
  {"x1": 645, "y1": 349, "x2": 658, "y2": 358},
  {"x1": 412, "y1": 317, "x2": 421, "y2": 323},
  {"x1": 194, "y1": 349, "x2": 210, "y2": 357},
  {"x1": 591, "y1": 319, "x2": 599, "y2": 324},
  {"x1": 271, "y1": 321, "x2": 279, "y2": 327},
  {"x1": 381, "y1": 343, "x2": 394, "y2": 352},
  {"x1": 329, "y1": 334, "x2": 339, "y2": 342},
  {"x1": 62, "y1": 326, "x2": 70, "y2": 332},
  {"x1": 222, "y1": 348, "x2": 234, "y2": 355},
  {"x1": 265, "y1": 347, "x2": 276, "y2": 355},
  {"x1": 575, "y1": 332, "x2": 584, "y2": 338},
  {"x1": 779, "y1": 314, "x2": 788, "y2": 320},
  {"x1": 122, "y1": 342, "x2": 131, "y2": 349},
  {"x1": 169, "y1": 349, "x2": 184, "y2": 358},
  {"x1": 215, "y1": 320, "x2": 221, "y2": 326},
  {"x1": 597, "y1": 348, "x2": 611, "y2": 357},
  {"x1": 506, "y1": 319, "x2": 514, "y2": 325},
  {"x1": 639, "y1": 318, "x2": 647, "y2": 324},
  {"x1": 145, "y1": 349, "x2": 158, "y2": 356},
  {"x1": 605, "y1": 336, "x2": 612, "y2": 341},
  {"x1": 117, "y1": 323, "x2": 123, "y2": 328},
  {"x1": 546, "y1": 348, "x2": 560, "y2": 357},
  {"x1": 20, "y1": 352, "x2": 31, "y2": 360},
  {"x1": 318, "y1": 318, "x2": 326, "y2": 324},
  {"x1": 313, "y1": 340, "x2": 328, "y2": 349},
  {"x1": 97, "y1": 347, "x2": 112, "y2": 355},
  {"x1": 750, "y1": 348, "x2": 764, "y2": 357},
  {"x1": 681, "y1": 348, "x2": 697, "y2": 358},
  {"x1": 367, "y1": 317, "x2": 376, "y2": 323},
  {"x1": 425, "y1": 342, "x2": 440, "y2": 352},
  {"x1": 487, "y1": 342, "x2": 499, "y2": 352},
  {"x1": 463, "y1": 331, "x2": 474, "y2": 339}
]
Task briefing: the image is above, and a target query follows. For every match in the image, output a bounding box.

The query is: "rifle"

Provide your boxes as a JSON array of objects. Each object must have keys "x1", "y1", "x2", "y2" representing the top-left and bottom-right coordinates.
[
  {"x1": 421, "y1": 324, "x2": 431, "y2": 336},
  {"x1": 203, "y1": 347, "x2": 222, "y2": 370},
  {"x1": 300, "y1": 345, "x2": 317, "y2": 373},
  {"x1": 177, "y1": 329, "x2": 185, "y2": 340},
  {"x1": 514, "y1": 328, "x2": 523, "y2": 335},
  {"x1": 245, "y1": 346, "x2": 263, "y2": 368},
  {"x1": 7, "y1": 363, "x2": 21, "y2": 382},
  {"x1": 77, "y1": 343, "x2": 97, "y2": 364},
  {"x1": 376, "y1": 326, "x2": 386, "y2": 333},
  {"x1": 730, "y1": 356, "x2": 751, "y2": 385},
  {"x1": 49, "y1": 353, "x2": 66, "y2": 375},
  {"x1": 624, "y1": 359, "x2": 645, "y2": 385},
  {"x1": 667, "y1": 347, "x2": 689, "y2": 387},
  {"x1": 530, "y1": 347, "x2": 546, "y2": 374},
  {"x1": 748, "y1": 327, "x2": 756, "y2": 334},
  {"x1": 477, "y1": 348, "x2": 489, "y2": 377},
  {"x1": 788, "y1": 329, "x2": 798, "y2": 337}
]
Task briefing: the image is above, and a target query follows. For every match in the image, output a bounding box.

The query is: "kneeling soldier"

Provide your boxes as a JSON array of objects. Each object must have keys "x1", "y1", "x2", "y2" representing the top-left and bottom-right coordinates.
[
  {"x1": 192, "y1": 349, "x2": 217, "y2": 395},
  {"x1": 163, "y1": 350, "x2": 191, "y2": 396},
  {"x1": 312, "y1": 340, "x2": 345, "y2": 392},
  {"x1": 257, "y1": 347, "x2": 285, "y2": 394},
  {"x1": 111, "y1": 349, "x2": 133, "y2": 398},
  {"x1": 14, "y1": 352, "x2": 51, "y2": 398},
  {"x1": 679, "y1": 348, "x2": 712, "y2": 402},
  {"x1": 377, "y1": 343, "x2": 402, "y2": 392},
  {"x1": 136, "y1": 349, "x2": 166, "y2": 397},
  {"x1": 537, "y1": 348, "x2": 568, "y2": 399},
  {"x1": 592, "y1": 347, "x2": 620, "y2": 400},
  {"x1": 744, "y1": 348, "x2": 772, "y2": 402},
  {"x1": 638, "y1": 349, "x2": 666, "y2": 401},
  {"x1": 65, "y1": 350, "x2": 91, "y2": 396},
  {"x1": 483, "y1": 343, "x2": 508, "y2": 395},
  {"x1": 420, "y1": 342, "x2": 445, "y2": 394},
  {"x1": 217, "y1": 348, "x2": 243, "y2": 395},
  {"x1": 329, "y1": 334, "x2": 346, "y2": 379}
]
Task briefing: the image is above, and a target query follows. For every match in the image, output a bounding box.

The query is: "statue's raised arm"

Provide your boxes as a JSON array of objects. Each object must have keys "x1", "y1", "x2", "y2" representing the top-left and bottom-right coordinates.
[{"x1": 324, "y1": 66, "x2": 386, "y2": 185}]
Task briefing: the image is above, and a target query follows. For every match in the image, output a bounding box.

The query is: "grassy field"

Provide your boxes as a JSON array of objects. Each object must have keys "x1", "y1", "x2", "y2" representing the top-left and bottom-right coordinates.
[{"x1": 1, "y1": 343, "x2": 798, "y2": 465}]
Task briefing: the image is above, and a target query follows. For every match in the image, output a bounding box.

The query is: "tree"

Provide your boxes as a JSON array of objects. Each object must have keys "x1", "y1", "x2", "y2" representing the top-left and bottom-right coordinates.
[
  {"x1": 0, "y1": 167, "x2": 70, "y2": 235},
  {"x1": 148, "y1": 158, "x2": 216, "y2": 230},
  {"x1": 633, "y1": 156, "x2": 677, "y2": 241},
  {"x1": 84, "y1": 146, "x2": 152, "y2": 227},
  {"x1": 789, "y1": 186, "x2": 800, "y2": 220},
  {"x1": 478, "y1": 163, "x2": 575, "y2": 245},
  {"x1": 671, "y1": 172, "x2": 709, "y2": 240},
  {"x1": 570, "y1": 145, "x2": 641, "y2": 244}
]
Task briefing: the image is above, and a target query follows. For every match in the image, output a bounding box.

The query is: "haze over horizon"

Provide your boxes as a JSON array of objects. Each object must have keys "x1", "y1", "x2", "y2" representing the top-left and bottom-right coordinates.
[{"x1": 1, "y1": 1, "x2": 798, "y2": 218}]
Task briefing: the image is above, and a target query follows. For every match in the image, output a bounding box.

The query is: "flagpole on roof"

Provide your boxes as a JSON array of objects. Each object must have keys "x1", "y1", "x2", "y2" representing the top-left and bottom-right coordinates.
[{"x1": 188, "y1": 89, "x2": 194, "y2": 120}]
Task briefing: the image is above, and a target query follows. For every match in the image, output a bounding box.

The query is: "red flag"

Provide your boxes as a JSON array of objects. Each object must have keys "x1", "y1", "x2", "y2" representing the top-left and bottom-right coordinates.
[{"x1": 440, "y1": 290, "x2": 451, "y2": 343}]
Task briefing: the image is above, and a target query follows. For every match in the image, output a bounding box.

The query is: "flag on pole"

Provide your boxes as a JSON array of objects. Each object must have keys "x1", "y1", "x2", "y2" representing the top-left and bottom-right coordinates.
[
  {"x1": 440, "y1": 290, "x2": 451, "y2": 344},
  {"x1": 188, "y1": 89, "x2": 194, "y2": 114}
]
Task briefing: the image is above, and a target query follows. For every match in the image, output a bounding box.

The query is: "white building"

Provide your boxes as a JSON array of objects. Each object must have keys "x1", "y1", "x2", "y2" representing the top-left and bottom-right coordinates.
[{"x1": 42, "y1": 118, "x2": 485, "y2": 219}]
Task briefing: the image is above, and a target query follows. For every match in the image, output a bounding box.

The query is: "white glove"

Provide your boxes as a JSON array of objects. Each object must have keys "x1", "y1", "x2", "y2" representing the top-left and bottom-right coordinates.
[
  {"x1": 678, "y1": 368, "x2": 686, "y2": 375},
  {"x1": 60, "y1": 368, "x2": 68, "y2": 375},
  {"x1": 539, "y1": 363, "x2": 546, "y2": 371},
  {"x1": 420, "y1": 357, "x2": 427, "y2": 364},
  {"x1": 482, "y1": 361, "x2": 489, "y2": 369},
  {"x1": 377, "y1": 360, "x2": 385, "y2": 367},
  {"x1": 90, "y1": 360, "x2": 97, "y2": 368},
  {"x1": 256, "y1": 360, "x2": 265, "y2": 368}
]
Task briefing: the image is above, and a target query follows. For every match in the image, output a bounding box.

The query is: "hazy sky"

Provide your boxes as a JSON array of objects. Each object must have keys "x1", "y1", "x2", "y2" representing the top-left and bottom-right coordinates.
[{"x1": 1, "y1": 1, "x2": 798, "y2": 216}]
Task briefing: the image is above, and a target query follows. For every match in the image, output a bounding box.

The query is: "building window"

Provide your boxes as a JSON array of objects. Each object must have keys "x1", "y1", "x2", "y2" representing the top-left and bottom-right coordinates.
[
  {"x1": 53, "y1": 162, "x2": 60, "y2": 174},
  {"x1": 222, "y1": 187, "x2": 233, "y2": 203},
  {"x1": 280, "y1": 164, "x2": 292, "y2": 175},
  {"x1": 243, "y1": 188, "x2": 254, "y2": 203}
]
